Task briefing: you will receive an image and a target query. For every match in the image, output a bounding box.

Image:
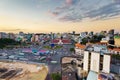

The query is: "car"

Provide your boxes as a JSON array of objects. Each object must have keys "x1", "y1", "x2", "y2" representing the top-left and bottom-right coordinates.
[
  {"x1": 39, "y1": 56, "x2": 46, "y2": 61},
  {"x1": 0, "y1": 56, "x2": 8, "y2": 59},
  {"x1": 98, "y1": 73, "x2": 115, "y2": 80},
  {"x1": 50, "y1": 61, "x2": 58, "y2": 64}
]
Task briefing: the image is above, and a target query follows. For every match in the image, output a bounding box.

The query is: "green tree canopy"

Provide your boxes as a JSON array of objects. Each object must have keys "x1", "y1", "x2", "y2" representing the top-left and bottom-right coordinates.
[
  {"x1": 51, "y1": 73, "x2": 61, "y2": 80},
  {"x1": 0, "y1": 38, "x2": 20, "y2": 49}
]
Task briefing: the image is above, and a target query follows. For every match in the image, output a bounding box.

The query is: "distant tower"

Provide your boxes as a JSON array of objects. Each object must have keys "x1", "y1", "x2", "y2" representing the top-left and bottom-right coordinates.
[
  {"x1": 19, "y1": 31, "x2": 24, "y2": 36},
  {"x1": 50, "y1": 32, "x2": 54, "y2": 40},
  {"x1": 108, "y1": 29, "x2": 115, "y2": 46},
  {"x1": 73, "y1": 31, "x2": 75, "y2": 35},
  {"x1": 108, "y1": 29, "x2": 114, "y2": 40}
]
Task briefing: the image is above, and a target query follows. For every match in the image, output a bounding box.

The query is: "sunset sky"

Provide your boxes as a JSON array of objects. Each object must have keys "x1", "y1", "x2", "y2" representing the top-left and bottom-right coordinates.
[{"x1": 0, "y1": 0, "x2": 120, "y2": 33}]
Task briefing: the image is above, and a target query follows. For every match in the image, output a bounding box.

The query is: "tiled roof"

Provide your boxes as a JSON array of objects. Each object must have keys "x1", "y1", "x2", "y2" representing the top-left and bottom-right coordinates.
[
  {"x1": 51, "y1": 39, "x2": 71, "y2": 44},
  {"x1": 109, "y1": 48, "x2": 120, "y2": 52},
  {"x1": 98, "y1": 42, "x2": 108, "y2": 44},
  {"x1": 62, "y1": 76, "x2": 68, "y2": 80},
  {"x1": 52, "y1": 39, "x2": 59, "y2": 43},
  {"x1": 62, "y1": 39, "x2": 71, "y2": 43},
  {"x1": 75, "y1": 43, "x2": 85, "y2": 49}
]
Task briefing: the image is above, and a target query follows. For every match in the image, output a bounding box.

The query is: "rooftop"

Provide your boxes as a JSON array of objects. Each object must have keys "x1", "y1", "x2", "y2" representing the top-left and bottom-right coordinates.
[
  {"x1": 51, "y1": 39, "x2": 71, "y2": 44},
  {"x1": 109, "y1": 48, "x2": 120, "y2": 52},
  {"x1": 75, "y1": 43, "x2": 86, "y2": 49}
]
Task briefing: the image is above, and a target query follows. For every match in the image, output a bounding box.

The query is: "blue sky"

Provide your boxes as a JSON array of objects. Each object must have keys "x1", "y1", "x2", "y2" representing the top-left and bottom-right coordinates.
[
  {"x1": 1, "y1": 0, "x2": 119, "y2": 21},
  {"x1": 0, "y1": 0, "x2": 120, "y2": 33}
]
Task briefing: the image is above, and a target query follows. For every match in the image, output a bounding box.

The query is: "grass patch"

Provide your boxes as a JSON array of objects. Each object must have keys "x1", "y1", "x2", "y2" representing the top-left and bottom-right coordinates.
[
  {"x1": 43, "y1": 45, "x2": 62, "y2": 50},
  {"x1": 51, "y1": 73, "x2": 61, "y2": 80}
]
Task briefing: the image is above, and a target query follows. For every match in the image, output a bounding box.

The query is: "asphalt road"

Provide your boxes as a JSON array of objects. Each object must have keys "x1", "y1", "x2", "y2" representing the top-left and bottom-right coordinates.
[{"x1": 0, "y1": 44, "x2": 74, "y2": 74}]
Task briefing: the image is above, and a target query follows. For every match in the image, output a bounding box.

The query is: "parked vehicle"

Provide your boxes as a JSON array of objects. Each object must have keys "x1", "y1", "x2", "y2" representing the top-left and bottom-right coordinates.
[{"x1": 51, "y1": 61, "x2": 58, "y2": 64}]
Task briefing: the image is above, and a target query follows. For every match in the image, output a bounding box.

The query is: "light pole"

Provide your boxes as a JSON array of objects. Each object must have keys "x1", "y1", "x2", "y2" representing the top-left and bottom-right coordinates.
[{"x1": 51, "y1": 43, "x2": 55, "y2": 55}]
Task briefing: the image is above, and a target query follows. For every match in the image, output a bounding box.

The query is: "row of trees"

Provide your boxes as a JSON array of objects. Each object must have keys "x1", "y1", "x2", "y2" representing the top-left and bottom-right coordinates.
[
  {"x1": 112, "y1": 54, "x2": 120, "y2": 60},
  {"x1": 0, "y1": 38, "x2": 20, "y2": 49},
  {"x1": 81, "y1": 35, "x2": 105, "y2": 45}
]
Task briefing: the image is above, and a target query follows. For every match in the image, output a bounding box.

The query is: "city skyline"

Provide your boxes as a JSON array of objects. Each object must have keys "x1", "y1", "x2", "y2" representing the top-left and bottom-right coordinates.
[{"x1": 0, "y1": 0, "x2": 120, "y2": 33}]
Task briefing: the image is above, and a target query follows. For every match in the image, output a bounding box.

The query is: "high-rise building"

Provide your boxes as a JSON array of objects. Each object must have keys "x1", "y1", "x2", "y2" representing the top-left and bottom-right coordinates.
[
  {"x1": 35, "y1": 34, "x2": 39, "y2": 42},
  {"x1": 50, "y1": 32, "x2": 54, "y2": 39},
  {"x1": 83, "y1": 51, "x2": 111, "y2": 73},
  {"x1": 108, "y1": 29, "x2": 114, "y2": 40},
  {"x1": 73, "y1": 31, "x2": 75, "y2": 35},
  {"x1": 19, "y1": 31, "x2": 24, "y2": 36},
  {"x1": 108, "y1": 29, "x2": 115, "y2": 46}
]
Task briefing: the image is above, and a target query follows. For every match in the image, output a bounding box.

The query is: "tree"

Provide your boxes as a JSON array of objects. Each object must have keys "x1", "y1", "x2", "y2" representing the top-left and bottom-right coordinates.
[
  {"x1": 112, "y1": 54, "x2": 120, "y2": 60},
  {"x1": 89, "y1": 35, "x2": 105, "y2": 43},
  {"x1": 51, "y1": 73, "x2": 61, "y2": 80},
  {"x1": 0, "y1": 38, "x2": 20, "y2": 49},
  {"x1": 70, "y1": 48, "x2": 75, "y2": 53},
  {"x1": 0, "y1": 44, "x2": 5, "y2": 49},
  {"x1": 81, "y1": 38, "x2": 88, "y2": 45}
]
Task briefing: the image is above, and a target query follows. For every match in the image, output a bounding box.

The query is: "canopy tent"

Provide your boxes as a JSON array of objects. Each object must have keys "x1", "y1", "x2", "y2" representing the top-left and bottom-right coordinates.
[
  {"x1": 22, "y1": 49, "x2": 32, "y2": 53},
  {"x1": 22, "y1": 48, "x2": 38, "y2": 53},
  {"x1": 38, "y1": 50, "x2": 50, "y2": 55},
  {"x1": 19, "y1": 53, "x2": 25, "y2": 56},
  {"x1": 32, "y1": 49, "x2": 38, "y2": 53},
  {"x1": 22, "y1": 49, "x2": 50, "y2": 55}
]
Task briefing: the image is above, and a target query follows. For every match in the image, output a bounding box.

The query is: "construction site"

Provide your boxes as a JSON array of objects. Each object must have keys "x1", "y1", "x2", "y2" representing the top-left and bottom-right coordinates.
[{"x1": 0, "y1": 61, "x2": 48, "y2": 80}]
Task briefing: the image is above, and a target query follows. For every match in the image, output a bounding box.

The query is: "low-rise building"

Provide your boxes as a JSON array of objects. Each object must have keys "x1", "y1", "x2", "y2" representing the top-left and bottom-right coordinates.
[
  {"x1": 75, "y1": 43, "x2": 85, "y2": 55},
  {"x1": 0, "y1": 32, "x2": 9, "y2": 38},
  {"x1": 51, "y1": 39, "x2": 71, "y2": 45},
  {"x1": 109, "y1": 48, "x2": 120, "y2": 54},
  {"x1": 61, "y1": 56, "x2": 82, "y2": 80}
]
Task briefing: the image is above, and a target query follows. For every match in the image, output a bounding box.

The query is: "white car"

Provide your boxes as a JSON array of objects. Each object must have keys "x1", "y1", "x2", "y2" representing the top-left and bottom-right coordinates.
[{"x1": 51, "y1": 61, "x2": 58, "y2": 64}]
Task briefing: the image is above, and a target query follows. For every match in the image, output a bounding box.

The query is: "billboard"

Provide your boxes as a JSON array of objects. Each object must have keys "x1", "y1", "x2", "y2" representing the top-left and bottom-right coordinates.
[
  {"x1": 103, "y1": 55, "x2": 110, "y2": 73},
  {"x1": 90, "y1": 52, "x2": 100, "y2": 72},
  {"x1": 83, "y1": 51, "x2": 89, "y2": 71}
]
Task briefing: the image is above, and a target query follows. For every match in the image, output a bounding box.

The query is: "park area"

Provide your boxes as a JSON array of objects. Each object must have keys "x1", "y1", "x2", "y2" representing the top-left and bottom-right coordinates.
[{"x1": 0, "y1": 61, "x2": 48, "y2": 80}]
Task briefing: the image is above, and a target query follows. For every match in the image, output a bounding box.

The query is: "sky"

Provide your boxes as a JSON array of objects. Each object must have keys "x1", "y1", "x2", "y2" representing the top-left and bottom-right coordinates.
[{"x1": 0, "y1": 0, "x2": 120, "y2": 33}]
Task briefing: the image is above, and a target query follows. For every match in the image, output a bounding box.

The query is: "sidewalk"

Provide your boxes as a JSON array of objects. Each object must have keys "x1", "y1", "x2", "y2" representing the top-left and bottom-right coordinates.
[{"x1": 45, "y1": 74, "x2": 52, "y2": 80}]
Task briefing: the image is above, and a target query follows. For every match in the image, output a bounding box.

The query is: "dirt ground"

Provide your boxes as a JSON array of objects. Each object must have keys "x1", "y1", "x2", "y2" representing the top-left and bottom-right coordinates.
[{"x1": 0, "y1": 62, "x2": 48, "y2": 80}]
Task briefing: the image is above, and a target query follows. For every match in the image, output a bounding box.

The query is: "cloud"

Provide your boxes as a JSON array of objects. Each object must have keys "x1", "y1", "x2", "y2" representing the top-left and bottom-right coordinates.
[
  {"x1": 59, "y1": 14, "x2": 82, "y2": 22},
  {"x1": 0, "y1": 29, "x2": 22, "y2": 31},
  {"x1": 66, "y1": 0, "x2": 78, "y2": 5},
  {"x1": 85, "y1": 2, "x2": 120, "y2": 20},
  {"x1": 66, "y1": 0, "x2": 73, "y2": 5},
  {"x1": 49, "y1": 0, "x2": 120, "y2": 22},
  {"x1": 114, "y1": 0, "x2": 120, "y2": 3},
  {"x1": 47, "y1": 10, "x2": 60, "y2": 17}
]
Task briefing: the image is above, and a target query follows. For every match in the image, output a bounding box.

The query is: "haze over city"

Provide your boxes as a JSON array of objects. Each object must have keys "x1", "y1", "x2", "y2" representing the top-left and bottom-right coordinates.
[
  {"x1": 0, "y1": 0, "x2": 120, "y2": 33},
  {"x1": 1, "y1": 0, "x2": 120, "y2": 80}
]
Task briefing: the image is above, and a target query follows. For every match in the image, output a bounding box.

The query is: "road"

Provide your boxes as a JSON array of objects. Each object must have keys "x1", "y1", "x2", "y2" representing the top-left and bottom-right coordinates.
[{"x1": 0, "y1": 43, "x2": 74, "y2": 74}]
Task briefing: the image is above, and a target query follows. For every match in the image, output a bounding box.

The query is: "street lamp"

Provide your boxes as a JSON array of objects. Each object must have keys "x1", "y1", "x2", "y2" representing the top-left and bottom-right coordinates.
[{"x1": 50, "y1": 43, "x2": 55, "y2": 55}]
